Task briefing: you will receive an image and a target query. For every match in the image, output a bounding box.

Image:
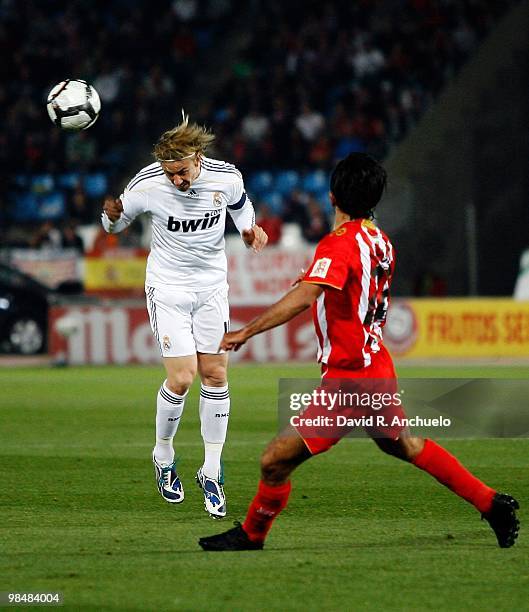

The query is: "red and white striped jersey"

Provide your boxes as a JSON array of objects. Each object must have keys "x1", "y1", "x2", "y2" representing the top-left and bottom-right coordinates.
[{"x1": 302, "y1": 219, "x2": 395, "y2": 370}]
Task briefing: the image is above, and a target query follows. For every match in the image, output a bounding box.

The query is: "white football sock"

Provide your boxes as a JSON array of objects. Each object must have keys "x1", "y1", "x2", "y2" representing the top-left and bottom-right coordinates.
[
  {"x1": 199, "y1": 383, "x2": 230, "y2": 479},
  {"x1": 154, "y1": 380, "x2": 187, "y2": 466},
  {"x1": 203, "y1": 442, "x2": 224, "y2": 479}
]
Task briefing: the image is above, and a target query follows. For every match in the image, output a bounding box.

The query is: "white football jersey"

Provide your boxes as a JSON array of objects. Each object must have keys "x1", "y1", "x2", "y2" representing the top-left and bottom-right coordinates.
[{"x1": 102, "y1": 157, "x2": 255, "y2": 290}]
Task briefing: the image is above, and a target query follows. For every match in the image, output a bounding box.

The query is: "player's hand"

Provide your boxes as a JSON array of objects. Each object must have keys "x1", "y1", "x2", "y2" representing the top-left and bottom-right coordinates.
[
  {"x1": 219, "y1": 329, "x2": 249, "y2": 352},
  {"x1": 103, "y1": 196, "x2": 123, "y2": 222},
  {"x1": 242, "y1": 225, "x2": 268, "y2": 252},
  {"x1": 291, "y1": 268, "x2": 306, "y2": 286}
]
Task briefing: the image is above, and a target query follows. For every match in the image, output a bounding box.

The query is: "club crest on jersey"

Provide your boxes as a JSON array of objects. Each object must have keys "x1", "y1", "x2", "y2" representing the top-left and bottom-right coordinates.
[
  {"x1": 213, "y1": 192, "x2": 222, "y2": 207},
  {"x1": 167, "y1": 211, "x2": 221, "y2": 232},
  {"x1": 310, "y1": 258, "x2": 332, "y2": 279},
  {"x1": 163, "y1": 335, "x2": 171, "y2": 350}
]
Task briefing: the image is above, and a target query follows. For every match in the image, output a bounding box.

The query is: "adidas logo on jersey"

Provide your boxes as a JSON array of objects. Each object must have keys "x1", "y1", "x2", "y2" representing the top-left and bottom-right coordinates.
[
  {"x1": 167, "y1": 212, "x2": 221, "y2": 233},
  {"x1": 185, "y1": 189, "x2": 199, "y2": 198}
]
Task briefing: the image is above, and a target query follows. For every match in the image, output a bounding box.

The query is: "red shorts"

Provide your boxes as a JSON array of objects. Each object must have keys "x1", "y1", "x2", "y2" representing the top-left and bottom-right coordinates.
[{"x1": 294, "y1": 345, "x2": 407, "y2": 455}]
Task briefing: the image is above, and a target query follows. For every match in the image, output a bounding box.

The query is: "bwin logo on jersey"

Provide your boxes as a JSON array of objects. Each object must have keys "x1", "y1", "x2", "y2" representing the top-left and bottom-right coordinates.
[{"x1": 167, "y1": 212, "x2": 221, "y2": 232}]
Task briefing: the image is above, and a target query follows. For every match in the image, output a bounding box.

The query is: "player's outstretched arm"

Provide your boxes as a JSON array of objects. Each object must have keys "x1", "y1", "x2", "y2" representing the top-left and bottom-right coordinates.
[
  {"x1": 242, "y1": 225, "x2": 268, "y2": 252},
  {"x1": 219, "y1": 281, "x2": 323, "y2": 351}
]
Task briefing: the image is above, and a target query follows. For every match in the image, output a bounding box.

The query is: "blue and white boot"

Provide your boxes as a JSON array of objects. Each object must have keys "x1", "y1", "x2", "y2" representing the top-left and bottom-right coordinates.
[
  {"x1": 152, "y1": 451, "x2": 184, "y2": 504},
  {"x1": 196, "y1": 467, "x2": 226, "y2": 518}
]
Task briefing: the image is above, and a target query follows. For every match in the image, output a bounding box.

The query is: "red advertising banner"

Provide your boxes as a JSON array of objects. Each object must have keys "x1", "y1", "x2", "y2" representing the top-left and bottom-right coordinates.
[{"x1": 49, "y1": 304, "x2": 315, "y2": 365}]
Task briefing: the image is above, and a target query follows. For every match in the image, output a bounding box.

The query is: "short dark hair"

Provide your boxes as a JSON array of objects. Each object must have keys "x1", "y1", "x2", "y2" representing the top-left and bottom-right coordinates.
[{"x1": 330, "y1": 153, "x2": 387, "y2": 219}]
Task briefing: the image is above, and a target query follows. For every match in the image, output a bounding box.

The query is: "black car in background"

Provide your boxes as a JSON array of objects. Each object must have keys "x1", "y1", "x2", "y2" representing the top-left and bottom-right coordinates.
[{"x1": 0, "y1": 263, "x2": 83, "y2": 354}]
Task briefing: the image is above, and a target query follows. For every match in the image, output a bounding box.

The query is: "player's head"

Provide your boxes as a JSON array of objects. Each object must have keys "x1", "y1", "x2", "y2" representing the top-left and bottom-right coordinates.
[
  {"x1": 153, "y1": 111, "x2": 215, "y2": 191},
  {"x1": 329, "y1": 153, "x2": 387, "y2": 219}
]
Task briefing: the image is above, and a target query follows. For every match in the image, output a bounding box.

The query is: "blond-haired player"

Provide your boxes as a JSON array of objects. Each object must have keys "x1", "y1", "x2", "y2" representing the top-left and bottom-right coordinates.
[{"x1": 102, "y1": 115, "x2": 268, "y2": 518}]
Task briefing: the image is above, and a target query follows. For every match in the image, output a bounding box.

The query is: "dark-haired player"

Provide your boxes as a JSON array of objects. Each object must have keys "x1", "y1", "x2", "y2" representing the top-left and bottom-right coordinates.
[{"x1": 199, "y1": 153, "x2": 519, "y2": 550}]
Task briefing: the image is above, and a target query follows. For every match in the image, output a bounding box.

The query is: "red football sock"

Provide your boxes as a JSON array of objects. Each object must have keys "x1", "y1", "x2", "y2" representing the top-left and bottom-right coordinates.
[
  {"x1": 242, "y1": 480, "x2": 292, "y2": 543},
  {"x1": 413, "y1": 439, "x2": 495, "y2": 513}
]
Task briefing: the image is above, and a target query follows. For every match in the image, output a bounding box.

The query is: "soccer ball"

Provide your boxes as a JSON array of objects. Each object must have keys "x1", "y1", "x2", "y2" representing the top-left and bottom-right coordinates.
[{"x1": 46, "y1": 79, "x2": 101, "y2": 130}]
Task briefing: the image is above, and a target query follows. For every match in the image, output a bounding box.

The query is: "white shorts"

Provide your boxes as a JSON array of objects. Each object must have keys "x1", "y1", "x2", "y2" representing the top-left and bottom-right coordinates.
[{"x1": 146, "y1": 284, "x2": 230, "y2": 357}]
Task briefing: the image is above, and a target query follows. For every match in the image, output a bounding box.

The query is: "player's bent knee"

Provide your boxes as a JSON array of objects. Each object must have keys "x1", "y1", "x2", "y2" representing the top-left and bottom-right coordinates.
[
  {"x1": 260, "y1": 438, "x2": 308, "y2": 484},
  {"x1": 375, "y1": 435, "x2": 424, "y2": 462},
  {"x1": 401, "y1": 436, "x2": 424, "y2": 461},
  {"x1": 261, "y1": 461, "x2": 286, "y2": 485},
  {"x1": 201, "y1": 367, "x2": 228, "y2": 387},
  {"x1": 260, "y1": 449, "x2": 288, "y2": 484},
  {"x1": 165, "y1": 371, "x2": 195, "y2": 395}
]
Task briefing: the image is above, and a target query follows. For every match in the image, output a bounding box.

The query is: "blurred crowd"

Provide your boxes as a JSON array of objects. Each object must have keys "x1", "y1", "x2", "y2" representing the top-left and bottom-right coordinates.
[
  {"x1": 1, "y1": 0, "x2": 234, "y2": 176},
  {"x1": 1, "y1": 0, "x2": 517, "y2": 246},
  {"x1": 1, "y1": 0, "x2": 235, "y2": 243},
  {"x1": 205, "y1": 0, "x2": 515, "y2": 170}
]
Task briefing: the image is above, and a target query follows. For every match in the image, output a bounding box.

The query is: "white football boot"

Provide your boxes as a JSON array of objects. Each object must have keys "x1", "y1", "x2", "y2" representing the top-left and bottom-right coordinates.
[
  {"x1": 152, "y1": 451, "x2": 184, "y2": 504},
  {"x1": 196, "y1": 467, "x2": 226, "y2": 518}
]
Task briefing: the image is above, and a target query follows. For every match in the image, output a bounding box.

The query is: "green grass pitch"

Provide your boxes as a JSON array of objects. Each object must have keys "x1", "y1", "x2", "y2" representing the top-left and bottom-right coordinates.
[{"x1": 1, "y1": 363, "x2": 527, "y2": 611}]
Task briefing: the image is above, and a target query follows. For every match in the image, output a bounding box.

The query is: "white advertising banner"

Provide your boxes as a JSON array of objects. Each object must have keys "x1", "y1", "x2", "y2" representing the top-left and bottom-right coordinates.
[
  {"x1": 226, "y1": 245, "x2": 315, "y2": 305},
  {"x1": 8, "y1": 248, "x2": 82, "y2": 289}
]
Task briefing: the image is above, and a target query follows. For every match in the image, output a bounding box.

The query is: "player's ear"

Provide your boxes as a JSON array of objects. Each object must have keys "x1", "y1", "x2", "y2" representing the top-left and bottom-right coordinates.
[{"x1": 329, "y1": 191, "x2": 337, "y2": 208}]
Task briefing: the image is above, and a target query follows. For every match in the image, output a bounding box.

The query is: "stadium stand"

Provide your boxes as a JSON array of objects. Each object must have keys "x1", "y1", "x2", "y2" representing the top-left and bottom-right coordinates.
[{"x1": 1, "y1": 0, "x2": 519, "y2": 249}]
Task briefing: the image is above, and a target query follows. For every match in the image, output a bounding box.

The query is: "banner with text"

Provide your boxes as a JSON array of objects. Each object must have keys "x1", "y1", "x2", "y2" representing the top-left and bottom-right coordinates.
[
  {"x1": 49, "y1": 304, "x2": 314, "y2": 365},
  {"x1": 48, "y1": 298, "x2": 529, "y2": 365},
  {"x1": 385, "y1": 299, "x2": 529, "y2": 357}
]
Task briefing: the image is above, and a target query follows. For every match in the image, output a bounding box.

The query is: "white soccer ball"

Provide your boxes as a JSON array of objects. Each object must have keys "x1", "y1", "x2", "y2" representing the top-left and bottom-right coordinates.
[{"x1": 46, "y1": 79, "x2": 101, "y2": 130}]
